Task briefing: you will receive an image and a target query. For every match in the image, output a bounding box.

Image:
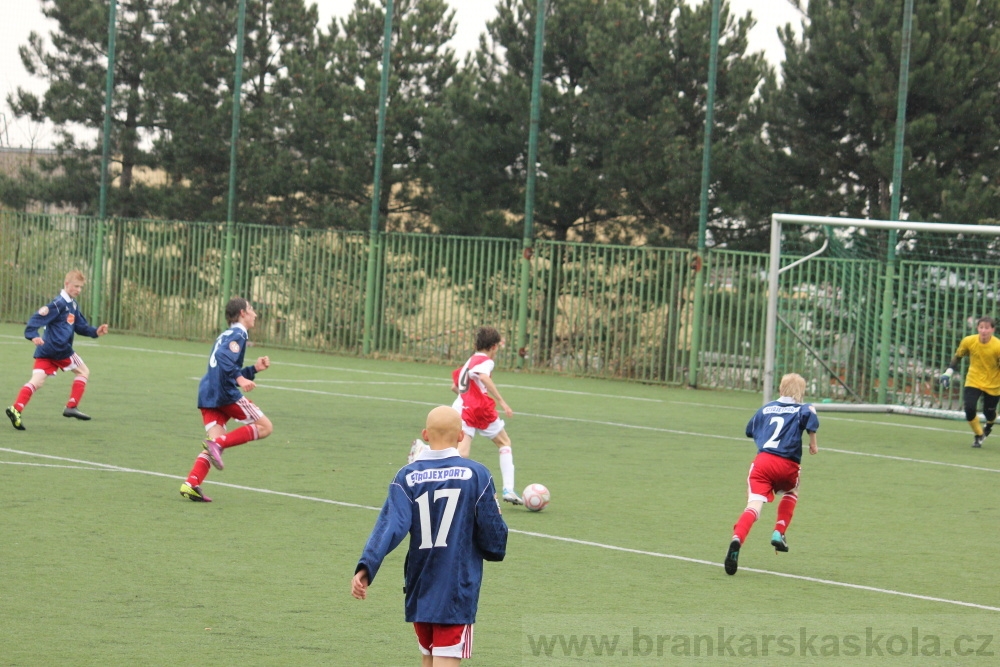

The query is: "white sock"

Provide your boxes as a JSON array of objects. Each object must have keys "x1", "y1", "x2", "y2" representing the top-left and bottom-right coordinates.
[{"x1": 498, "y1": 446, "x2": 515, "y2": 492}]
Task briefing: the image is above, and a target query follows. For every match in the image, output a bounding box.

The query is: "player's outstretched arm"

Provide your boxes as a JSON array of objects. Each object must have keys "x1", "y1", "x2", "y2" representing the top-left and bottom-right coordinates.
[
  {"x1": 939, "y1": 355, "x2": 962, "y2": 387},
  {"x1": 808, "y1": 432, "x2": 818, "y2": 455},
  {"x1": 480, "y1": 375, "x2": 513, "y2": 418}
]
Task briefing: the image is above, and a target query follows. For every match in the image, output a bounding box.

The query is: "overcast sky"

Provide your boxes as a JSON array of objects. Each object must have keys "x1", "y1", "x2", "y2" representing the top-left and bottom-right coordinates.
[{"x1": 0, "y1": 0, "x2": 803, "y2": 149}]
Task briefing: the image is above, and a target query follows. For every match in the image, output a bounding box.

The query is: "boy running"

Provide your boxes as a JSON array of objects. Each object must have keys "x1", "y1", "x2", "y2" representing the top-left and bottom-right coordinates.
[
  {"x1": 6, "y1": 270, "x2": 109, "y2": 430},
  {"x1": 450, "y1": 326, "x2": 522, "y2": 505}
]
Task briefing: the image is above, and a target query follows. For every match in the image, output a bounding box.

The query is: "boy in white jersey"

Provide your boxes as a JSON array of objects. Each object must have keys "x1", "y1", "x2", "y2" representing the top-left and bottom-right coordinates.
[{"x1": 449, "y1": 326, "x2": 522, "y2": 505}]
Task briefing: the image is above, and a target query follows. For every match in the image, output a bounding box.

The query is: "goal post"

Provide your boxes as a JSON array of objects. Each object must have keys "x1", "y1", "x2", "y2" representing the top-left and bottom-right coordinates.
[{"x1": 764, "y1": 213, "x2": 1000, "y2": 417}]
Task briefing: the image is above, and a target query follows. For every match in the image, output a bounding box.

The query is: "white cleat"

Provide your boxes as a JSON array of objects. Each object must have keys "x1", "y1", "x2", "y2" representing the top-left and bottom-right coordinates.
[
  {"x1": 408, "y1": 438, "x2": 429, "y2": 464},
  {"x1": 502, "y1": 488, "x2": 523, "y2": 505}
]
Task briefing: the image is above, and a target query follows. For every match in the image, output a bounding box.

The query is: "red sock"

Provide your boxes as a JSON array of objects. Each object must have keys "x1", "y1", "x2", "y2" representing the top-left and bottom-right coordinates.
[
  {"x1": 775, "y1": 494, "x2": 798, "y2": 534},
  {"x1": 186, "y1": 454, "x2": 211, "y2": 487},
  {"x1": 733, "y1": 507, "x2": 759, "y2": 543},
  {"x1": 14, "y1": 383, "x2": 36, "y2": 411},
  {"x1": 217, "y1": 424, "x2": 259, "y2": 449},
  {"x1": 67, "y1": 378, "x2": 87, "y2": 408}
]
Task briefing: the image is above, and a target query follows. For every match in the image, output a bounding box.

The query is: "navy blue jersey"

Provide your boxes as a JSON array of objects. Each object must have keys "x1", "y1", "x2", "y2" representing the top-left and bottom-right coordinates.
[
  {"x1": 357, "y1": 448, "x2": 508, "y2": 624},
  {"x1": 745, "y1": 397, "x2": 820, "y2": 463},
  {"x1": 24, "y1": 291, "x2": 99, "y2": 360},
  {"x1": 197, "y1": 324, "x2": 258, "y2": 408}
]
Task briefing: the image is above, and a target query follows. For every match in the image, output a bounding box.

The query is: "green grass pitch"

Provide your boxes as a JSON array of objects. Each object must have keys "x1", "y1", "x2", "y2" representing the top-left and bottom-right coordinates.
[{"x1": 2, "y1": 322, "x2": 999, "y2": 665}]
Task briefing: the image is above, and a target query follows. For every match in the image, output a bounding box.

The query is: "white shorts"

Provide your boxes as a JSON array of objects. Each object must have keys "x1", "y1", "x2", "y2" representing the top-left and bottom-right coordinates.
[{"x1": 461, "y1": 418, "x2": 505, "y2": 440}]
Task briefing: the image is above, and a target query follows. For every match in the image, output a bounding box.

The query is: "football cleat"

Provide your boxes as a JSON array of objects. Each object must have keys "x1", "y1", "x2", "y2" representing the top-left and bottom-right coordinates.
[
  {"x1": 6, "y1": 406, "x2": 25, "y2": 430},
  {"x1": 63, "y1": 407, "x2": 91, "y2": 420},
  {"x1": 973, "y1": 435, "x2": 985, "y2": 448},
  {"x1": 408, "y1": 438, "x2": 429, "y2": 464},
  {"x1": 771, "y1": 530, "x2": 789, "y2": 552},
  {"x1": 180, "y1": 482, "x2": 212, "y2": 502},
  {"x1": 203, "y1": 439, "x2": 225, "y2": 470},
  {"x1": 724, "y1": 537, "x2": 741, "y2": 575},
  {"x1": 984, "y1": 423, "x2": 994, "y2": 438},
  {"x1": 502, "y1": 488, "x2": 523, "y2": 506}
]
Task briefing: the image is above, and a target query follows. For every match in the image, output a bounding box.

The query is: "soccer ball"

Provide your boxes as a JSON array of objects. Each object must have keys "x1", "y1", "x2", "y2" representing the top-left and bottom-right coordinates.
[{"x1": 521, "y1": 483, "x2": 550, "y2": 512}]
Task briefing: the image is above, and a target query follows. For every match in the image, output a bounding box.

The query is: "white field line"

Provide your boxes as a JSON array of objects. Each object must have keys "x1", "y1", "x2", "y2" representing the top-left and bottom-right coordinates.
[
  {"x1": 1, "y1": 446, "x2": 997, "y2": 613},
  {"x1": 0, "y1": 447, "x2": 381, "y2": 510},
  {"x1": 1, "y1": 336, "x2": 970, "y2": 427},
  {"x1": 250, "y1": 382, "x2": 1000, "y2": 475},
  {"x1": 0, "y1": 333, "x2": 985, "y2": 464}
]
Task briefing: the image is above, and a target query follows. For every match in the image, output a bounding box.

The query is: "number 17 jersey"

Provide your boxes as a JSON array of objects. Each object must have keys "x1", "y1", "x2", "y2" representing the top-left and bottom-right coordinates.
[{"x1": 745, "y1": 397, "x2": 819, "y2": 463}]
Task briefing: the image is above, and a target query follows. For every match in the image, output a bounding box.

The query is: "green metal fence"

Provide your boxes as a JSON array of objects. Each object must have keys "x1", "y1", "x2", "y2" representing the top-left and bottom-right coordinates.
[
  {"x1": 526, "y1": 242, "x2": 698, "y2": 384},
  {"x1": 1, "y1": 209, "x2": 989, "y2": 406}
]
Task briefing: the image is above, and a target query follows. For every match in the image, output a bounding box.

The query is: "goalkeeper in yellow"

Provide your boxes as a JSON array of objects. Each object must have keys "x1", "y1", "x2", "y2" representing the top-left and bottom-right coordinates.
[{"x1": 939, "y1": 316, "x2": 1000, "y2": 448}]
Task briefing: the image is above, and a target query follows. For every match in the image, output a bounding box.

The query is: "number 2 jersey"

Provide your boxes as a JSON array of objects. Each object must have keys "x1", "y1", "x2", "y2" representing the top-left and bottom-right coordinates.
[
  {"x1": 356, "y1": 448, "x2": 508, "y2": 624},
  {"x1": 745, "y1": 396, "x2": 820, "y2": 463},
  {"x1": 197, "y1": 323, "x2": 258, "y2": 409}
]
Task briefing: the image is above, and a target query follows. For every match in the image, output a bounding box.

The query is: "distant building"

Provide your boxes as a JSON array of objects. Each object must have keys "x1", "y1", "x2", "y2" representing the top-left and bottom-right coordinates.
[
  {"x1": 0, "y1": 146, "x2": 76, "y2": 214},
  {"x1": 0, "y1": 146, "x2": 58, "y2": 178}
]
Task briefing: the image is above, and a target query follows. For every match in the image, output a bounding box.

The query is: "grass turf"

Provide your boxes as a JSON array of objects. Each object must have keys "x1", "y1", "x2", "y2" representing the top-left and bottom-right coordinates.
[{"x1": 1, "y1": 323, "x2": 998, "y2": 665}]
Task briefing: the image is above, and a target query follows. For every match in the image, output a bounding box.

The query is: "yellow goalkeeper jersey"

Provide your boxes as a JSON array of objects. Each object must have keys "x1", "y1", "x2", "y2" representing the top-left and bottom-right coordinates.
[{"x1": 955, "y1": 334, "x2": 1000, "y2": 395}]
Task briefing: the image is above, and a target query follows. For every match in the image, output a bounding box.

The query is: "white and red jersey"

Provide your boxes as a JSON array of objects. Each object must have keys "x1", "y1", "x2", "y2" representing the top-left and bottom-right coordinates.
[{"x1": 452, "y1": 353, "x2": 497, "y2": 430}]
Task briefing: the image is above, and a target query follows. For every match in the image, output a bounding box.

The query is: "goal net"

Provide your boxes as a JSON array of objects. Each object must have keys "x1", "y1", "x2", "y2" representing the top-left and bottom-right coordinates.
[{"x1": 764, "y1": 214, "x2": 1000, "y2": 419}]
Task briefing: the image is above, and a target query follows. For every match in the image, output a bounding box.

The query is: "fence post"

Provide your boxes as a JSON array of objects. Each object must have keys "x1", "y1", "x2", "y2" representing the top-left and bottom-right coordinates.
[
  {"x1": 93, "y1": 0, "x2": 118, "y2": 319},
  {"x1": 877, "y1": 0, "x2": 914, "y2": 404},
  {"x1": 363, "y1": 0, "x2": 394, "y2": 355},
  {"x1": 687, "y1": 0, "x2": 721, "y2": 388},
  {"x1": 221, "y1": 0, "x2": 248, "y2": 320},
  {"x1": 515, "y1": 0, "x2": 546, "y2": 368}
]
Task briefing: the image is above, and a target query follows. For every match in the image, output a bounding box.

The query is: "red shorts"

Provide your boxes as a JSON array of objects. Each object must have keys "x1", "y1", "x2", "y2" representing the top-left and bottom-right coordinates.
[
  {"x1": 200, "y1": 397, "x2": 264, "y2": 431},
  {"x1": 413, "y1": 623, "x2": 473, "y2": 659},
  {"x1": 33, "y1": 355, "x2": 81, "y2": 376},
  {"x1": 746, "y1": 452, "x2": 801, "y2": 503}
]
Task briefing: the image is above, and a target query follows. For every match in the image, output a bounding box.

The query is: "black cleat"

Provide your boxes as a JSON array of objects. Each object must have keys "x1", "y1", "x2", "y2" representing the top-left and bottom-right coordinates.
[
  {"x1": 724, "y1": 538, "x2": 741, "y2": 575},
  {"x1": 63, "y1": 407, "x2": 91, "y2": 420},
  {"x1": 973, "y1": 435, "x2": 984, "y2": 448},
  {"x1": 984, "y1": 423, "x2": 993, "y2": 438},
  {"x1": 6, "y1": 406, "x2": 25, "y2": 430}
]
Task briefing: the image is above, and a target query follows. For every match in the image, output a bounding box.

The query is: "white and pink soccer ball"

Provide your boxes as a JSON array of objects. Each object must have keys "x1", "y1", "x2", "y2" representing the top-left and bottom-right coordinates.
[{"x1": 521, "y1": 483, "x2": 550, "y2": 512}]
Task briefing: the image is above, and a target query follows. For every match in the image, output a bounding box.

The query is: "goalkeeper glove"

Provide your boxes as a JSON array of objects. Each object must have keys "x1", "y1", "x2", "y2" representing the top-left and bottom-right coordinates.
[{"x1": 939, "y1": 368, "x2": 954, "y2": 388}]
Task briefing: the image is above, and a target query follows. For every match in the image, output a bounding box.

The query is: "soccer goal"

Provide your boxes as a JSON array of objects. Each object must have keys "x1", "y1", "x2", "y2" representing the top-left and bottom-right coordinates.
[{"x1": 763, "y1": 213, "x2": 1000, "y2": 419}]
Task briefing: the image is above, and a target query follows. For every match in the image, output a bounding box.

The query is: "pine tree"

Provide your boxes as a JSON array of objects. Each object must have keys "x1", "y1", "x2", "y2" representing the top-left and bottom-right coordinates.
[{"x1": 767, "y1": 0, "x2": 1000, "y2": 225}]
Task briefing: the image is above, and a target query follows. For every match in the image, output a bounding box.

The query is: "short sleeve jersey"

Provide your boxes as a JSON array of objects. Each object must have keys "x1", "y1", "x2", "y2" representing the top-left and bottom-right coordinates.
[
  {"x1": 954, "y1": 334, "x2": 1000, "y2": 395},
  {"x1": 452, "y1": 353, "x2": 498, "y2": 429},
  {"x1": 745, "y1": 397, "x2": 820, "y2": 464}
]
